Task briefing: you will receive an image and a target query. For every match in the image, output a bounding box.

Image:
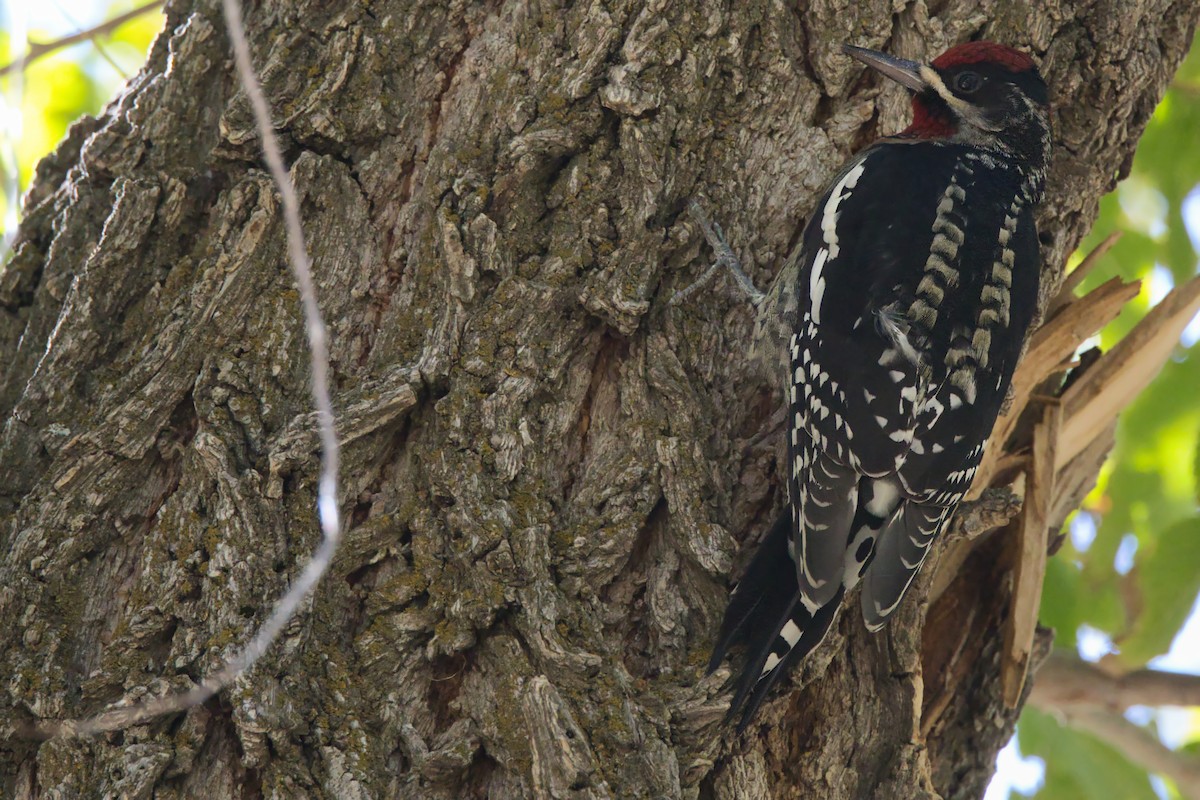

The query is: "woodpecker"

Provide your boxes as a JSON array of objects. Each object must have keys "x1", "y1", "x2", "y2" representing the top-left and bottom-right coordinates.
[{"x1": 703, "y1": 41, "x2": 1051, "y2": 728}]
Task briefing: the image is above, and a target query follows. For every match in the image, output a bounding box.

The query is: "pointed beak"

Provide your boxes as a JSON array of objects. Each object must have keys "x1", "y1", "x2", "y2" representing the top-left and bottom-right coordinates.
[{"x1": 842, "y1": 44, "x2": 928, "y2": 93}]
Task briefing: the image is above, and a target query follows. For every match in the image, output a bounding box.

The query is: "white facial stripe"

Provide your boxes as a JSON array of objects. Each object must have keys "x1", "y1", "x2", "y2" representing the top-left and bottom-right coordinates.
[{"x1": 918, "y1": 64, "x2": 1000, "y2": 132}]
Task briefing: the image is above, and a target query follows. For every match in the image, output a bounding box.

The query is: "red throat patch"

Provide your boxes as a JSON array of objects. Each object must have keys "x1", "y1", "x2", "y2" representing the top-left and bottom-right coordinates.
[{"x1": 903, "y1": 96, "x2": 957, "y2": 138}]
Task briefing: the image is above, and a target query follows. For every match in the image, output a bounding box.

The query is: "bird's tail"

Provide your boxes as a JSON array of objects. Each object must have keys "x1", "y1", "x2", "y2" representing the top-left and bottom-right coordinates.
[{"x1": 708, "y1": 512, "x2": 843, "y2": 731}]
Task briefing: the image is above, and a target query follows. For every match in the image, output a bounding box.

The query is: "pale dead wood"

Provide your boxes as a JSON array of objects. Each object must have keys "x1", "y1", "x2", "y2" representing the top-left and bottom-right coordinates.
[
  {"x1": 936, "y1": 272, "x2": 1137, "y2": 608},
  {"x1": 1058, "y1": 273, "x2": 1200, "y2": 469},
  {"x1": 1001, "y1": 401, "x2": 1059, "y2": 708},
  {"x1": 1047, "y1": 231, "x2": 1124, "y2": 314},
  {"x1": 935, "y1": 233, "x2": 1196, "y2": 723},
  {"x1": 1047, "y1": 421, "x2": 1117, "y2": 530},
  {"x1": 971, "y1": 274, "x2": 1140, "y2": 496},
  {"x1": 952, "y1": 258, "x2": 1198, "y2": 715}
]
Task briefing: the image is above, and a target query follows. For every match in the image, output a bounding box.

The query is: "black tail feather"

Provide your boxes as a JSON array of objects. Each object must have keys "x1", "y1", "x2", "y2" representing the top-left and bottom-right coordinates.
[
  {"x1": 708, "y1": 511, "x2": 844, "y2": 730},
  {"x1": 725, "y1": 591, "x2": 801, "y2": 724},
  {"x1": 707, "y1": 513, "x2": 793, "y2": 673},
  {"x1": 732, "y1": 587, "x2": 841, "y2": 732}
]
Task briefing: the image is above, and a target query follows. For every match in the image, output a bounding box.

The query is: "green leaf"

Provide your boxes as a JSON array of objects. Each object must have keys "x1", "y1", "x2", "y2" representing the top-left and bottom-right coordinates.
[
  {"x1": 1018, "y1": 708, "x2": 1158, "y2": 800},
  {"x1": 1039, "y1": 557, "x2": 1083, "y2": 650},
  {"x1": 1026, "y1": 30, "x2": 1200, "y2": 794},
  {"x1": 16, "y1": 54, "x2": 102, "y2": 188},
  {"x1": 108, "y1": 2, "x2": 166, "y2": 53},
  {"x1": 1120, "y1": 517, "x2": 1200, "y2": 663},
  {"x1": 1194, "y1": 434, "x2": 1200, "y2": 504}
]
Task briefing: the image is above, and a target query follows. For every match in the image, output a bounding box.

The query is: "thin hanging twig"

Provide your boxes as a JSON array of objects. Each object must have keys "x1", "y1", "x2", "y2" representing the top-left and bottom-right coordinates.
[{"x1": 23, "y1": 0, "x2": 341, "y2": 739}]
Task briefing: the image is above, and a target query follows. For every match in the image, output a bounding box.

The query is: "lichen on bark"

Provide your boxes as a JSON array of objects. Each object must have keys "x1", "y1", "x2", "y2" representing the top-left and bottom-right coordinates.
[{"x1": 1, "y1": 0, "x2": 1197, "y2": 798}]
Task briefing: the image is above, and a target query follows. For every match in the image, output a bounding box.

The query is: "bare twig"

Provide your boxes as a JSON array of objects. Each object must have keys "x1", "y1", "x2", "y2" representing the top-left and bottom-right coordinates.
[
  {"x1": 1058, "y1": 272, "x2": 1200, "y2": 469},
  {"x1": 944, "y1": 486, "x2": 1023, "y2": 543},
  {"x1": 673, "y1": 200, "x2": 765, "y2": 305},
  {"x1": 0, "y1": 0, "x2": 164, "y2": 78},
  {"x1": 50, "y1": 3, "x2": 131, "y2": 80},
  {"x1": 1032, "y1": 653, "x2": 1200, "y2": 710},
  {"x1": 971, "y1": 274, "x2": 1140, "y2": 495},
  {"x1": 1031, "y1": 654, "x2": 1200, "y2": 799},
  {"x1": 1048, "y1": 231, "x2": 1123, "y2": 314},
  {"x1": 23, "y1": 0, "x2": 341, "y2": 739}
]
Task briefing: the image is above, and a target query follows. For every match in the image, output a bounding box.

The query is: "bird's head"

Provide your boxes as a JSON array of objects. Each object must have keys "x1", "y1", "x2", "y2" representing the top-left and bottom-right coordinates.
[{"x1": 843, "y1": 41, "x2": 1050, "y2": 173}]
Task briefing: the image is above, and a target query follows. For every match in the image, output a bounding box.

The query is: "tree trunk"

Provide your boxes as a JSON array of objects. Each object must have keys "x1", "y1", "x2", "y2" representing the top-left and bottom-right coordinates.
[{"x1": 1, "y1": 1, "x2": 1195, "y2": 798}]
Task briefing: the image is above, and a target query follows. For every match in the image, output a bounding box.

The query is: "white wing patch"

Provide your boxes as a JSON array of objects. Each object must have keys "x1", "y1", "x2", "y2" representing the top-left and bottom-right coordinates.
[
  {"x1": 809, "y1": 157, "x2": 869, "y2": 324},
  {"x1": 809, "y1": 248, "x2": 829, "y2": 324},
  {"x1": 821, "y1": 159, "x2": 868, "y2": 260},
  {"x1": 780, "y1": 620, "x2": 803, "y2": 647}
]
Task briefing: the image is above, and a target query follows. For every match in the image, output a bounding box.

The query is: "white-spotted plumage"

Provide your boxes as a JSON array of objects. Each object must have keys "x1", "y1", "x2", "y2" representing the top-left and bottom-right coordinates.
[{"x1": 709, "y1": 40, "x2": 1051, "y2": 729}]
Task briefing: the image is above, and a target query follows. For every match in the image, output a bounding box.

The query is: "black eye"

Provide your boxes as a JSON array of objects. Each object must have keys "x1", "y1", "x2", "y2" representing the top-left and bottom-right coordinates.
[{"x1": 954, "y1": 71, "x2": 983, "y2": 94}]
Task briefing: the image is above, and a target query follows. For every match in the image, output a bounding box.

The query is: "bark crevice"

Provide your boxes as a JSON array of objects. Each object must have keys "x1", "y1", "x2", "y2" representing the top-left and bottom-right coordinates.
[{"x1": 2, "y1": 1, "x2": 1197, "y2": 798}]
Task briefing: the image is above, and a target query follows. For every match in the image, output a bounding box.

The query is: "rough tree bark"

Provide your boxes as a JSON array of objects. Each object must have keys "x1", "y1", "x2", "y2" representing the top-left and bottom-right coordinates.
[{"x1": 1, "y1": 1, "x2": 1196, "y2": 798}]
